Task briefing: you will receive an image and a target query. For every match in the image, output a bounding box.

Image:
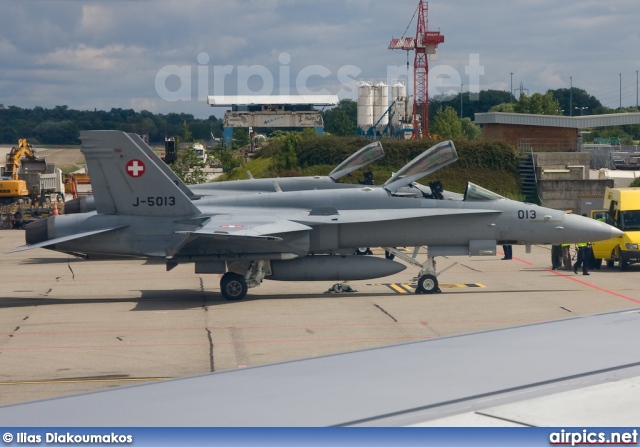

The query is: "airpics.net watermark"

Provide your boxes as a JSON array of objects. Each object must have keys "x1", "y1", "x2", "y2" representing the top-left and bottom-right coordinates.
[{"x1": 154, "y1": 51, "x2": 484, "y2": 102}]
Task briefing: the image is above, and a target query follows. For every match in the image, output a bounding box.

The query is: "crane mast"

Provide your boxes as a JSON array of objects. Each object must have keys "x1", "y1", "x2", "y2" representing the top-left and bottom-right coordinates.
[{"x1": 389, "y1": 1, "x2": 444, "y2": 139}]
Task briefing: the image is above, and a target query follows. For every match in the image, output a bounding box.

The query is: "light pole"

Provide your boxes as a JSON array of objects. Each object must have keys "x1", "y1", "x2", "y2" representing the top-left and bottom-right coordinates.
[
  {"x1": 574, "y1": 106, "x2": 588, "y2": 116},
  {"x1": 569, "y1": 76, "x2": 573, "y2": 116},
  {"x1": 510, "y1": 72, "x2": 514, "y2": 102},
  {"x1": 620, "y1": 73, "x2": 622, "y2": 109},
  {"x1": 460, "y1": 83, "x2": 463, "y2": 118}
]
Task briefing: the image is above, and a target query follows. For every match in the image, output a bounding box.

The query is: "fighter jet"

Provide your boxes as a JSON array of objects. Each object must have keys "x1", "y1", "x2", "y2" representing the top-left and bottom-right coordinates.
[
  {"x1": 12, "y1": 131, "x2": 622, "y2": 301},
  {"x1": 64, "y1": 134, "x2": 462, "y2": 214},
  {"x1": 63, "y1": 136, "x2": 388, "y2": 214}
]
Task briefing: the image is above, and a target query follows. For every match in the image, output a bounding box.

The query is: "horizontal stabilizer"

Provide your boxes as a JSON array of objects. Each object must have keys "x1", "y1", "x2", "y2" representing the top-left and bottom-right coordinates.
[{"x1": 6, "y1": 226, "x2": 128, "y2": 253}]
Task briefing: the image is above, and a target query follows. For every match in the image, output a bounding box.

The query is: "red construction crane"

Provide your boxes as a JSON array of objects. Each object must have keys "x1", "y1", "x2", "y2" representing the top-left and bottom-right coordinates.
[{"x1": 389, "y1": 0, "x2": 444, "y2": 139}]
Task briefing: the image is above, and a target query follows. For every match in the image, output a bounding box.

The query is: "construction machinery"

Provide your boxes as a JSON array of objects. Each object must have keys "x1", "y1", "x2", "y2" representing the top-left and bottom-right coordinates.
[
  {"x1": 0, "y1": 139, "x2": 65, "y2": 227},
  {"x1": 1, "y1": 139, "x2": 64, "y2": 204},
  {"x1": 0, "y1": 139, "x2": 33, "y2": 205}
]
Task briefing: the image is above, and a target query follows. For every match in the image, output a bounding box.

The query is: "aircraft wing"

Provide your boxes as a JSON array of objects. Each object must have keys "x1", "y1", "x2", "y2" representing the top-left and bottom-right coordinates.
[
  {"x1": 2, "y1": 309, "x2": 639, "y2": 426},
  {"x1": 178, "y1": 218, "x2": 312, "y2": 241},
  {"x1": 295, "y1": 208, "x2": 500, "y2": 225},
  {"x1": 170, "y1": 216, "x2": 313, "y2": 258}
]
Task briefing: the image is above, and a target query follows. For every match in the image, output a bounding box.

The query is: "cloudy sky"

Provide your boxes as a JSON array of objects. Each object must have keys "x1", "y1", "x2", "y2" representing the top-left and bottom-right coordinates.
[{"x1": 1, "y1": 0, "x2": 638, "y2": 119}]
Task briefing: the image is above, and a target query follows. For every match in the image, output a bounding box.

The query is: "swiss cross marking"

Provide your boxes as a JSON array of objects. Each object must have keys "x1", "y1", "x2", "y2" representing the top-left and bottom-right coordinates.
[{"x1": 126, "y1": 159, "x2": 145, "y2": 177}]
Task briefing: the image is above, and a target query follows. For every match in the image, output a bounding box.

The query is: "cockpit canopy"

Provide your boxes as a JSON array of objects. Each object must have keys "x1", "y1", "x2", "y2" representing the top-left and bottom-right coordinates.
[
  {"x1": 329, "y1": 141, "x2": 385, "y2": 181},
  {"x1": 383, "y1": 140, "x2": 457, "y2": 193},
  {"x1": 464, "y1": 182, "x2": 505, "y2": 201}
]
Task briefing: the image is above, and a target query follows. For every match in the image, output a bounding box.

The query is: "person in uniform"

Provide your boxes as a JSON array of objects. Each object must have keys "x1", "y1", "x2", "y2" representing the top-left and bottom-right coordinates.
[
  {"x1": 561, "y1": 243, "x2": 572, "y2": 270},
  {"x1": 551, "y1": 244, "x2": 563, "y2": 270},
  {"x1": 501, "y1": 244, "x2": 512, "y2": 260},
  {"x1": 573, "y1": 242, "x2": 590, "y2": 275}
]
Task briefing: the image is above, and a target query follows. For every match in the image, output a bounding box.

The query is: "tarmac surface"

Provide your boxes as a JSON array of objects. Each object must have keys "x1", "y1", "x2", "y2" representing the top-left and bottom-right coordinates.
[
  {"x1": 2, "y1": 229, "x2": 640, "y2": 408},
  {"x1": 0, "y1": 146, "x2": 87, "y2": 170}
]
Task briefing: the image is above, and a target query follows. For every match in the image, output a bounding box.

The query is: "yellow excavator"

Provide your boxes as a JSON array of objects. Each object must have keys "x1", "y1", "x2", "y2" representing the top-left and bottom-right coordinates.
[{"x1": 0, "y1": 139, "x2": 41, "y2": 205}]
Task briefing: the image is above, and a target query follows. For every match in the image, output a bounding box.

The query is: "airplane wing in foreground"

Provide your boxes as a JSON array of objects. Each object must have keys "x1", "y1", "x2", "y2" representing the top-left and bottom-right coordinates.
[{"x1": 1, "y1": 309, "x2": 639, "y2": 426}]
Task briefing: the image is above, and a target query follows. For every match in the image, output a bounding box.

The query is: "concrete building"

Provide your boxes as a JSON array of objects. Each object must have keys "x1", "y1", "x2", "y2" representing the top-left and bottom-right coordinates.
[{"x1": 474, "y1": 112, "x2": 640, "y2": 152}]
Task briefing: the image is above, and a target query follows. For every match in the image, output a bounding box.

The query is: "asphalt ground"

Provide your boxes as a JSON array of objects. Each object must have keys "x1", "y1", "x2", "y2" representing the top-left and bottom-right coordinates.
[
  {"x1": 1, "y1": 230, "x2": 640, "y2": 408},
  {"x1": 0, "y1": 146, "x2": 86, "y2": 170}
]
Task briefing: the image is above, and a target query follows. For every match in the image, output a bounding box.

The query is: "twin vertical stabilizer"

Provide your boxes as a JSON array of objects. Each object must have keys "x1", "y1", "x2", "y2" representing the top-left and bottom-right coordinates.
[{"x1": 79, "y1": 131, "x2": 201, "y2": 217}]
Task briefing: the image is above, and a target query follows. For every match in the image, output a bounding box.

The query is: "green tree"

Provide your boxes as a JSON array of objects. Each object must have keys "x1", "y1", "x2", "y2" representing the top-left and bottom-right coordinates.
[
  {"x1": 514, "y1": 92, "x2": 562, "y2": 115},
  {"x1": 489, "y1": 102, "x2": 516, "y2": 113},
  {"x1": 430, "y1": 89, "x2": 514, "y2": 124},
  {"x1": 217, "y1": 148, "x2": 242, "y2": 173},
  {"x1": 182, "y1": 120, "x2": 192, "y2": 142},
  {"x1": 170, "y1": 142, "x2": 207, "y2": 184},
  {"x1": 548, "y1": 88, "x2": 605, "y2": 116},
  {"x1": 430, "y1": 106, "x2": 464, "y2": 139},
  {"x1": 323, "y1": 99, "x2": 357, "y2": 136},
  {"x1": 460, "y1": 117, "x2": 482, "y2": 140},
  {"x1": 276, "y1": 132, "x2": 301, "y2": 170},
  {"x1": 232, "y1": 129, "x2": 250, "y2": 149}
]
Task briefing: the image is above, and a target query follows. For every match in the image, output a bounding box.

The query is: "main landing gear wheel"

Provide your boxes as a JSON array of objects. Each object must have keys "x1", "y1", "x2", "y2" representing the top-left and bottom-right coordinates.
[
  {"x1": 385, "y1": 250, "x2": 395, "y2": 260},
  {"x1": 220, "y1": 272, "x2": 248, "y2": 301},
  {"x1": 355, "y1": 247, "x2": 372, "y2": 255},
  {"x1": 416, "y1": 273, "x2": 440, "y2": 294}
]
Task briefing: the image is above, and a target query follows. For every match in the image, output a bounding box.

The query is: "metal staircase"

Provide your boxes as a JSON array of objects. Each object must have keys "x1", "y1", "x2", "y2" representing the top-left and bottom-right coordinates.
[{"x1": 519, "y1": 152, "x2": 539, "y2": 204}]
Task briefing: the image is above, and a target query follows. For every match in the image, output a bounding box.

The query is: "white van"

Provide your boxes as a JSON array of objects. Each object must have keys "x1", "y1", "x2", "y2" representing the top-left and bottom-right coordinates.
[{"x1": 192, "y1": 143, "x2": 207, "y2": 163}]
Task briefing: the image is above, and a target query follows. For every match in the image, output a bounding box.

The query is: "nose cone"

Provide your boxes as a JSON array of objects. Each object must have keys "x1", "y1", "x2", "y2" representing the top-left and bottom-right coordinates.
[{"x1": 562, "y1": 214, "x2": 622, "y2": 243}]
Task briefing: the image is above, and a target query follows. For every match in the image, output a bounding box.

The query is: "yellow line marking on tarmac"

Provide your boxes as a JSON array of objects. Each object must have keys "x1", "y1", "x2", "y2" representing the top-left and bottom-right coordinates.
[
  {"x1": 388, "y1": 284, "x2": 410, "y2": 294},
  {"x1": 370, "y1": 248, "x2": 411, "y2": 254},
  {"x1": 369, "y1": 283, "x2": 486, "y2": 293},
  {"x1": 0, "y1": 377, "x2": 170, "y2": 386}
]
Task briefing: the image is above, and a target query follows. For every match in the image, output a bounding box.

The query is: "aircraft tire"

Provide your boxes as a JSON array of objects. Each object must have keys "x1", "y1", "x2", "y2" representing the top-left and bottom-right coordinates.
[
  {"x1": 385, "y1": 250, "x2": 395, "y2": 260},
  {"x1": 355, "y1": 247, "x2": 371, "y2": 256},
  {"x1": 221, "y1": 272, "x2": 248, "y2": 301},
  {"x1": 416, "y1": 273, "x2": 438, "y2": 294}
]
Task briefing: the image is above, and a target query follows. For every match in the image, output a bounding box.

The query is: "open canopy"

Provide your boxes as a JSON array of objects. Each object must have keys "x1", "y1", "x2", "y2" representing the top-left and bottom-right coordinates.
[
  {"x1": 383, "y1": 140, "x2": 458, "y2": 193},
  {"x1": 328, "y1": 141, "x2": 385, "y2": 181}
]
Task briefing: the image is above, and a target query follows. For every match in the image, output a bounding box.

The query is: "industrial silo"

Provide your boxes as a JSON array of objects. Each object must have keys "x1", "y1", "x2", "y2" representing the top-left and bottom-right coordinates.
[
  {"x1": 391, "y1": 82, "x2": 407, "y2": 130},
  {"x1": 373, "y1": 82, "x2": 389, "y2": 131},
  {"x1": 357, "y1": 81, "x2": 373, "y2": 134}
]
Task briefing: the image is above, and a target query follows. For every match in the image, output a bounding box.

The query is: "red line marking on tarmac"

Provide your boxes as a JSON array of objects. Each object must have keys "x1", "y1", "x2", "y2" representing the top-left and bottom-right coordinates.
[
  {"x1": 499, "y1": 251, "x2": 533, "y2": 265},
  {"x1": 549, "y1": 270, "x2": 640, "y2": 304},
  {"x1": 504, "y1": 252, "x2": 640, "y2": 304}
]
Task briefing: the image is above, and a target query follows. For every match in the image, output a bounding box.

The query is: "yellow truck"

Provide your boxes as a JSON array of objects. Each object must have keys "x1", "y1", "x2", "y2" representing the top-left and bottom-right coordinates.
[{"x1": 590, "y1": 187, "x2": 640, "y2": 271}]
